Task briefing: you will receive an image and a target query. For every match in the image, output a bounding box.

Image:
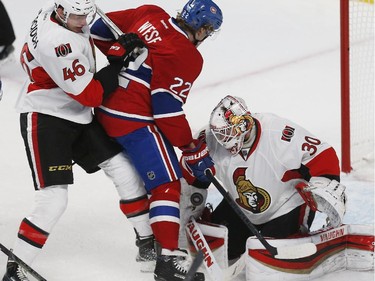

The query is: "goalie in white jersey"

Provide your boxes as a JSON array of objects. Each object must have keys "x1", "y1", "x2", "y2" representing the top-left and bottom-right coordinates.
[{"x1": 180, "y1": 95, "x2": 347, "y2": 262}]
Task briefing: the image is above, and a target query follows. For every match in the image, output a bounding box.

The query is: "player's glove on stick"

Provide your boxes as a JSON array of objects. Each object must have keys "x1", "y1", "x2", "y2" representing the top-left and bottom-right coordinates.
[
  {"x1": 295, "y1": 177, "x2": 347, "y2": 227},
  {"x1": 180, "y1": 139, "x2": 215, "y2": 187},
  {"x1": 94, "y1": 33, "x2": 145, "y2": 99},
  {"x1": 107, "y1": 33, "x2": 145, "y2": 67}
]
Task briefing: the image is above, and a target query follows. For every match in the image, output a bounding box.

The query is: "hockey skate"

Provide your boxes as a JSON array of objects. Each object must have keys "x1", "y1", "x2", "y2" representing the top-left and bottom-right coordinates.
[
  {"x1": 154, "y1": 249, "x2": 205, "y2": 281},
  {"x1": 136, "y1": 234, "x2": 157, "y2": 272},
  {"x1": 2, "y1": 260, "x2": 29, "y2": 281}
]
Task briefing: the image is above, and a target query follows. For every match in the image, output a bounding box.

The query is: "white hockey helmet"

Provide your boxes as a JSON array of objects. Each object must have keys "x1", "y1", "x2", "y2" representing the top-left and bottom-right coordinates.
[
  {"x1": 210, "y1": 95, "x2": 254, "y2": 155},
  {"x1": 54, "y1": 0, "x2": 96, "y2": 24}
]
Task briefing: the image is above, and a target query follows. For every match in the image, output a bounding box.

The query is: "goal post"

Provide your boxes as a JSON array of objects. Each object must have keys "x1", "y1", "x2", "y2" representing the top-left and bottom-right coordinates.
[{"x1": 340, "y1": 0, "x2": 374, "y2": 173}]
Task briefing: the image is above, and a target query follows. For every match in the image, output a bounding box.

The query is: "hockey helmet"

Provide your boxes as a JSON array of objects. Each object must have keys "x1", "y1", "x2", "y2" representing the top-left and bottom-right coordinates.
[
  {"x1": 180, "y1": 0, "x2": 223, "y2": 34},
  {"x1": 54, "y1": 0, "x2": 96, "y2": 24},
  {"x1": 210, "y1": 95, "x2": 254, "y2": 155}
]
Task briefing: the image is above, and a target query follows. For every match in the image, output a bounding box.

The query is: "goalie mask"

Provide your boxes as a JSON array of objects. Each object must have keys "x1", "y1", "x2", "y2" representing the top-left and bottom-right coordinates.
[
  {"x1": 210, "y1": 95, "x2": 254, "y2": 155},
  {"x1": 54, "y1": 0, "x2": 96, "y2": 25}
]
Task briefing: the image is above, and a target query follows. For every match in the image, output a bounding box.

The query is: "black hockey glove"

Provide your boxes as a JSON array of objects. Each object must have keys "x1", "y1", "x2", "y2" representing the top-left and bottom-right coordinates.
[
  {"x1": 107, "y1": 33, "x2": 145, "y2": 66},
  {"x1": 93, "y1": 64, "x2": 121, "y2": 99}
]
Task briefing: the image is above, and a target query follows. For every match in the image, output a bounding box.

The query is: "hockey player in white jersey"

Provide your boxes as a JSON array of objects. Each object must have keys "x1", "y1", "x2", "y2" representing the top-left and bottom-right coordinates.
[
  {"x1": 2, "y1": 1, "x2": 154, "y2": 280},
  {"x1": 180, "y1": 95, "x2": 347, "y2": 264}
]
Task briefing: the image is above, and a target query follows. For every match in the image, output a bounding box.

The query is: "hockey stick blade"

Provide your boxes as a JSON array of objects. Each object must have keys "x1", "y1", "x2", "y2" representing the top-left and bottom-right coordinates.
[
  {"x1": 205, "y1": 169, "x2": 317, "y2": 259},
  {"x1": 185, "y1": 250, "x2": 204, "y2": 281},
  {"x1": 0, "y1": 243, "x2": 47, "y2": 281},
  {"x1": 274, "y1": 242, "x2": 317, "y2": 259}
]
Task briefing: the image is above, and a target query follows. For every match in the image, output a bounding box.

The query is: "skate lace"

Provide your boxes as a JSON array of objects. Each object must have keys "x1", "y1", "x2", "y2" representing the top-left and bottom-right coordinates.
[
  {"x1": 16, "y1": 266, "x2": 29, "y2": 281},
  {"x1": 173, "y1": 256, "x2": 190, "y2": 274}
]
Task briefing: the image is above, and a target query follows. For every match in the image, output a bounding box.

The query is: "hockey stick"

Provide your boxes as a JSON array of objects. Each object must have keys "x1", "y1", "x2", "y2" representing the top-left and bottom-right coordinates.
[
  {"x1": 95, "y1": 5, "x2": 141, "y2": 55},
  {"x1": 185, "y1": 250, "x2": 204, "y2": 281},
  {"x1": 95, "y1": 5, "x2": 122, "y2": 38},
  {"x1": 205, "y1": 169, "x2": 317, "y2": 259},
  {"x1": 0, "y1": 243, "x2": 47, "y2": 281}
]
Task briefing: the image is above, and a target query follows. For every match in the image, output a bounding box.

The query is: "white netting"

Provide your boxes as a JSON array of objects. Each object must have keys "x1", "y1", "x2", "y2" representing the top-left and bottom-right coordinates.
[{"x1": 349, "y1": 0, "x2": 374, "y2": 174}]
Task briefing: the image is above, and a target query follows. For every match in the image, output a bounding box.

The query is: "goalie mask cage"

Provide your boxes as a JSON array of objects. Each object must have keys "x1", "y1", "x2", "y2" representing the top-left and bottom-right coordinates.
[{"x1": 340, "y1": 0, "x2": 374, "y2": 173}]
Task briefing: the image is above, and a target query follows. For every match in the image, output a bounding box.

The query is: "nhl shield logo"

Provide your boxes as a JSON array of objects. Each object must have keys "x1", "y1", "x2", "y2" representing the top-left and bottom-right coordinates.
[{"x1": 147, "y1": 171, "x2": 156, "y2": 180}]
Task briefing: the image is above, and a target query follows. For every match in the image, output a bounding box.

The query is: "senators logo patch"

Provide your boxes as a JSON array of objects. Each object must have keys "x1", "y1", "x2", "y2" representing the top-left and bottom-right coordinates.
[
  {"x1": 55, "y1": 43, "x2": 72, "y2": 57},
  {"x1": 233, "y1": 167, "x2": 271, "y2": 213},
  {"x1": 281, "y1": 125, "x2": 295, "y2": 142}
]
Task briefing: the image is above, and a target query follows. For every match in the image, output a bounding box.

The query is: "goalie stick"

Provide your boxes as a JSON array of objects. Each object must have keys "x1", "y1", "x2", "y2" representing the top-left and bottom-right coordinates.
[
  {"x1": 0, "y1": 243, "x2": 47, "y2": 281},
  {"x1": 185, "y1": 250, "x2": 204, "y2": 281},
  {"x1": 205, "y1": 169, "x2": 317, "y2": 259}
]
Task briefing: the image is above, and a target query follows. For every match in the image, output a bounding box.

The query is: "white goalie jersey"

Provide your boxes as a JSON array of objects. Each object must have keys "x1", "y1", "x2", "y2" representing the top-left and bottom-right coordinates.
[{"x1": 203, "y1": 112, "x2": 340, "y2": 225}]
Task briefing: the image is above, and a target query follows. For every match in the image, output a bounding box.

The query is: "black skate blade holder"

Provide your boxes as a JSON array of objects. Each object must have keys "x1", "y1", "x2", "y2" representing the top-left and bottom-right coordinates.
[{"x1": 0, "y1": 243, "x2": 47, "y2": 281}]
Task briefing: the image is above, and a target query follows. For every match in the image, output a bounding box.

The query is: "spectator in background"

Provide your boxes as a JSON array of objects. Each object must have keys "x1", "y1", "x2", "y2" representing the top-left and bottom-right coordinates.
[{"x1": 0, "y1": 0, "x2": 16, "y2": 100}]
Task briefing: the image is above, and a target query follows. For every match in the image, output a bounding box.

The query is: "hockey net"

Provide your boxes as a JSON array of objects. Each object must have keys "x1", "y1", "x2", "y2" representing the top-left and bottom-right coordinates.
[{"x1": 340, "y1": 0, "x2": 374, "y2": 176}]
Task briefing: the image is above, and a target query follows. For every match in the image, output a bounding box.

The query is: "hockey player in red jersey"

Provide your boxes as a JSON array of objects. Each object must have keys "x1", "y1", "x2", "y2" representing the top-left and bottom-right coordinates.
[
  {"x1": 180, "y1": 95, "x2": 347, "y2": 263},
  {"x1": 2, "y1": 1, "x2": 150, "y2": 281},
  {"x1": 90, "y1": 0, "x2": 223, "y2": 280}
]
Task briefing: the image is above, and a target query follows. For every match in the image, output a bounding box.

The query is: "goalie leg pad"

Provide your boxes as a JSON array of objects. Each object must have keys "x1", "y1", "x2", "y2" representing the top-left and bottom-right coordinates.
[
  {"x1": 246, "y1": 224, "x2": 374, "y2": 281},
  {"x1": 186, "y1": 217, "x2": 246, "y2": 281},
  {"x1": 179, "y1": 178, "x2": 208, "y2": 248}
]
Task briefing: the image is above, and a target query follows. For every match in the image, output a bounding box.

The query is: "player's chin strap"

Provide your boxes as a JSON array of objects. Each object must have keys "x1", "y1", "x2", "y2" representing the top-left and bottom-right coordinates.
[
  {"x1": 185, "y1": 217, "x2": 246, "y2": 281},
  {"x1": 204, "y1": 169, "x2": 317, "y2": 259}
]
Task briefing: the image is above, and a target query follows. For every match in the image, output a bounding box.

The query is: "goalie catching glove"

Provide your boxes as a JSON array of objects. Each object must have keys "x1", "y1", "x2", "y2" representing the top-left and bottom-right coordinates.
[
  {"x1": 180, "y1": 139, "x2": 215, "y2": 187},
  {"x1": 295, "y1": 177, "x2": 347, "y2": 227}
]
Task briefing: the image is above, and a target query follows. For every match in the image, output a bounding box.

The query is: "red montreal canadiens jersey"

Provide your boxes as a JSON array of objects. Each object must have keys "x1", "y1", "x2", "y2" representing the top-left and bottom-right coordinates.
[
  {"x1": 204, "y1": 113, "x2": 340, "y2": 225},
  {"x1": 16, "y1": 4, "x2": 103, "y2": 124},
  {"x1": 91, "y1": 5, "x2": 203, "y2": 147}
]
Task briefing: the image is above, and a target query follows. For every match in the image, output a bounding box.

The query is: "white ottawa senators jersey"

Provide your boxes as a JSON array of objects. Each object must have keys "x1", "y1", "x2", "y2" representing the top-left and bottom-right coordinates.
[
  {"x1": 16, "y1": 4, "x2": 96, "y2": 124},
  {"x1": 205, "y1": 113, "x2": 340, "y2": 225}
]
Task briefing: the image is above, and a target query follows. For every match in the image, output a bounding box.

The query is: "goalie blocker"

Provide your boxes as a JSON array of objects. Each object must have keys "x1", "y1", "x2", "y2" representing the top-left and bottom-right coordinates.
[{"x1": 185, "y1": 221, "x2": 374, "y2": 281}]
